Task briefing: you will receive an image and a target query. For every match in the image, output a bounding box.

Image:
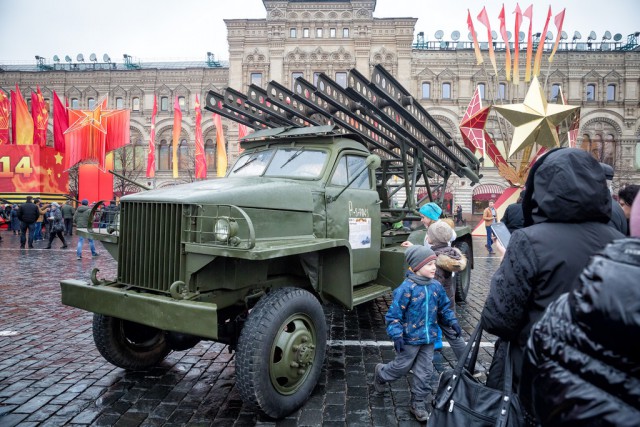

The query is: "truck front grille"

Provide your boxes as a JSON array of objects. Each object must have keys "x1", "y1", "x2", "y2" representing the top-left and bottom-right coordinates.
[{"x1": 119, "y1": 202, "x2": 182, "y2": 292}]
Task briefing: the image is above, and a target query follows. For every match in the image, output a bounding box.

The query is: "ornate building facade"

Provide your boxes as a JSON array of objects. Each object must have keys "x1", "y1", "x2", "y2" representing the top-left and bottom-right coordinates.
[{"x1": 1, "y1": 0, "x2": 638, "y2": 213}]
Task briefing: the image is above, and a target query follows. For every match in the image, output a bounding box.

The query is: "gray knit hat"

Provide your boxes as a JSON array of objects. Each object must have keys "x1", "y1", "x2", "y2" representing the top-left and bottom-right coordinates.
[
  {"x1": 427, "y1": 220, "x2": 454, "y2": 245},
  {"x1": 51, "y1": 202, "x2": 60, "y2": 208},
  {"x1": 406, "y1": 245, "x2": 437, "y2": 272}
]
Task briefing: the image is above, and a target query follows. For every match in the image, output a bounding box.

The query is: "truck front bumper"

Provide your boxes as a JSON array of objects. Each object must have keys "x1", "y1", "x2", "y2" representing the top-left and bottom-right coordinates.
[{"x1": 60, "y1": 280, "x2": 218, "y2": 339}]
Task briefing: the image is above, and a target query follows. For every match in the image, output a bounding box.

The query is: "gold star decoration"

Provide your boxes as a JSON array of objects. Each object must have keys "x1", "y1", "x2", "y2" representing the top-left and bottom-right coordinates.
[
  {"x1": 494, "y1": 76, "x2": 579, "y2": 157},
  {"x1": 54, "y1": 152, "x2": 63, "y2": 164},
  {"x1": 47, "y1": 168, "x2": 53, "y2": 176}
]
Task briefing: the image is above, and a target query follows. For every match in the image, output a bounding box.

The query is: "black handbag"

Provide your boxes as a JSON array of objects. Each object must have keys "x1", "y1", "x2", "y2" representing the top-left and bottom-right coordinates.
[{"x1": 429, "y1": 323, "x2": 524, "y2": 427}]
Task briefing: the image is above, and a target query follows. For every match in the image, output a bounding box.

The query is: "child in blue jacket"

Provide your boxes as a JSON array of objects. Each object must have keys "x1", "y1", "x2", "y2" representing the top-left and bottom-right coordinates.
[{"x1": 372, "y1": 245, "x2": 462, "y2": 422}]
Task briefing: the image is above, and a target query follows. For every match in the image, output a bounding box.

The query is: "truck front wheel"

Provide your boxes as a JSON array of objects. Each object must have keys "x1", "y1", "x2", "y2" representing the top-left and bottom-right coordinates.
[
  {"x1": 93, "y1": 314, "x2": 171, "y2": 370},
  {"x1": 236, "y1": 287, "x2": 327, "y2": 419},
  {"x1": 454, "y1": 241, "x2": 471, "y2": 302}
]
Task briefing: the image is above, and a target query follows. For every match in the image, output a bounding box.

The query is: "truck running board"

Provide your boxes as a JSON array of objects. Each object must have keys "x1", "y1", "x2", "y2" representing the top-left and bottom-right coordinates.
[{"x1": 352, "y1": 283, "x2": 392, "y2": 306}]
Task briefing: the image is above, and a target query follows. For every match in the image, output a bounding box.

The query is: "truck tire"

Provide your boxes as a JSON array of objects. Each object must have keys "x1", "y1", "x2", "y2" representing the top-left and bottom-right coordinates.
[
  {"x1": 236, "y1": 287, "x2": 327, "y2": 419},
  {"x1": 454, "y1": 241, "x2": 471, "y2": 302},
  {"x1": 93, "y1": 314, "x2": 171, "y2": 370}
]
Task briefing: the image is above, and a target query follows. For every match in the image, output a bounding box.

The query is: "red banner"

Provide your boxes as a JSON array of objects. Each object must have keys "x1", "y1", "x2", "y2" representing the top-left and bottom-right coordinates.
[
  {"x1": 533, "y1": 5, "x2": 552, "y2": 77},
  {"x1": 513, "y1": 4, "x2": 523, "y2": 84},
  {"x1": 214, "y1": 113, "x2": 227, "y2": 177},
  {"x1": 32, "y1": 87, "x2": 48, "y2": 147},
  {"x1": 0, "y1": 91, "x2": 9, "y2": 145},
  {"x1": 194, "y1": 95, "x2": 206, "y2": 179},
  {"x1": 498, "y1": 5, "x2": 512, "y2": 81},
  {"x1": 172, "y1": 96, "x2": 182, "y2": 178},
  {"x1": 467, "y1": 9, "x2": 484, "y2": 65},
  {"x1": 523, "y1": 4, "x2": 534, "y2": 82},
  {"x1": 477, "y1": 7, "x2": 498, "y2": 75},
  {"x1": 549, "y1": 8, "x2": 566, "y2": 63},
  {"x1": 238, "y1": 123, "x2": 250, "y2": 154},
  {"x1": 0, "y1": 145, "x2": 68, "y2": 194},
  {"x1": 146, "y1": 95, "x2": 157, "y2": 178},
  {"x1": 53, "y1": 91, "x2": 68, "y2": 152},
  {"x1": 78, "y1": 154, "x2": 114, "y2": 204},
  {"x1": 13, "y1": 86, "x2": 34, "y2": 146}
]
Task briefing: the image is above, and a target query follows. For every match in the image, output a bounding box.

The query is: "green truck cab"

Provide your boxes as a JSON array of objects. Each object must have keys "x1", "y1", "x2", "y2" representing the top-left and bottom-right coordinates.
[{"x1": 61, "y1": 65, "x2": 481, "y2": 418}]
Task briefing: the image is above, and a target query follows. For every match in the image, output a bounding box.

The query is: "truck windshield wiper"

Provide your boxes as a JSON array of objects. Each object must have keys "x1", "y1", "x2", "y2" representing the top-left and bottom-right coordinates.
[
  {"x1": 280, "y1": 148, "x2": 304, "y2": 169},
  {"x1": 233, "y1": 154, "x2": 258, "y2": 173}
]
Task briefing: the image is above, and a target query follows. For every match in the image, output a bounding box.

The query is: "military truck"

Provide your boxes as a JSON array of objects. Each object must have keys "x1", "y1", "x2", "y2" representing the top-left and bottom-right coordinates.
[{"x1": 61, "y1": 65, "x2": 481, "y2": 419}]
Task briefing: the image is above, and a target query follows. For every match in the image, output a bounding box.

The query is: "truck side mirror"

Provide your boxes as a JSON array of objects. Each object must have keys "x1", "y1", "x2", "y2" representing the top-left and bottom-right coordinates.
[{"x1": 366, "y1": 154, "x2": 381, "y2": 170}]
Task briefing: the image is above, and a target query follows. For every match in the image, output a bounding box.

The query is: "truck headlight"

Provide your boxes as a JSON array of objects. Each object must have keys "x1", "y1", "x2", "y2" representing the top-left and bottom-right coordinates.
[{"x1": 214, "y1": 217, "x2": 238, "y2": 241}]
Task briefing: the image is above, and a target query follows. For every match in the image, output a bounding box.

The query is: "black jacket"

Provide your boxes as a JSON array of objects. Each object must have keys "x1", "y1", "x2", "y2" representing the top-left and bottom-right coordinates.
[
  {"x1": 481, "y1": 148, "x2": 624, "y2": 389},
  {"x1": 609, "y1": 196, "x2": 628, "y2": 235},
  {"x1": 17, "y1": 202, "x2": 39, "y2": 224},
  {"x1": 523, "y1": 238, "x2": 640, "y2": 426}
]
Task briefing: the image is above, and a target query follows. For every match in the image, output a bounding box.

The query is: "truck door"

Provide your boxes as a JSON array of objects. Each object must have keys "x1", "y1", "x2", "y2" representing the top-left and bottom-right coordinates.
[{"x1": 325, "y1": 153, "x2": 381, "y2": 282}]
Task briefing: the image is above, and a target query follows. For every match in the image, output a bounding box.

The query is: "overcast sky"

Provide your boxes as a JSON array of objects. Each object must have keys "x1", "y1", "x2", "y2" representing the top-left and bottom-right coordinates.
[{"x1": 0, "y1": 0, "x2": 638, "y2": 64}]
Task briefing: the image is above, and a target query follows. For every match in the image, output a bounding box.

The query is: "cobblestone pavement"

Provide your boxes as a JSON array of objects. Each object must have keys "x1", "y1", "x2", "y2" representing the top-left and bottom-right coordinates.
[{"x1": 0, "y1": 230, "x2": 501, "y2": 426}]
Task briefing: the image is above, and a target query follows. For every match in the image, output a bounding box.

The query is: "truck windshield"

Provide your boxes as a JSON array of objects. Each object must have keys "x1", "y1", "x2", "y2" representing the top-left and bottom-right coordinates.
[{"x1": 231, "y1": 147, "x2": 328, "y2": 178}]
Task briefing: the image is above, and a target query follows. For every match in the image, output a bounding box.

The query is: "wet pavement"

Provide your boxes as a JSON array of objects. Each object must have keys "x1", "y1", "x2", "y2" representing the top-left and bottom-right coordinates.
[{"x1": 0, "y1": 230, "x2": 501, "y2": 426}]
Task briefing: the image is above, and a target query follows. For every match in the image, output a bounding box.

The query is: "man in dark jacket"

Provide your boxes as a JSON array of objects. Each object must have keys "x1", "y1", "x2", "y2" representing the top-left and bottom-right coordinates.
[
  {"x1": 17, "y1": 196, "x2": 40, "y2": 249},
  {"x1": 523, "y1": 191, "x2": 640, "y2": 426},
  {"x1": 481, "y1": 148, "x2": 624, "y2": 399},
  {"x1": 61, "y1": 201, "x2": 75, "y2": 236}
]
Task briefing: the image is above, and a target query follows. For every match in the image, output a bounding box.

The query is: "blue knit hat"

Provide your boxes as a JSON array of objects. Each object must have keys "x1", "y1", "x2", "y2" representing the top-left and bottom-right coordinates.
[
  {"x1": 81, "y1": 199, "x2": 89, "y2": 205},
  {"x1": 419, "y1": 202, "x2": 442, "y2": 221}
]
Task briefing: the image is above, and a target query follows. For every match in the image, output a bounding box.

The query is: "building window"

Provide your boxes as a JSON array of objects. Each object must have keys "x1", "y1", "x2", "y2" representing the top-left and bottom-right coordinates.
[
  {"x1": 442, "y1": 83, "x2": 451, "y2": 99},
  {"x1": 330, "y1": 28, "x2": 336, "y2": 38},
  {"x1": 421, "y1": 82, "x2": 431, "y2": 99},
  {"x1": 291, "y1": 72, "x2": 304, "y2": 90},
  {"x1": 158, "y1": 140, "x2": 170, "y2": 170},
  {"x1": 551, "y1": 84, "x2": 560, "y2": 101},
  {"x1": 477, "y1": 83, "x2": 486, "y2": 99},
  {"x1": 132, "y1": 97, "x2": 140, "y2": 111},
  {"x1": 251, "y1": 73, "x2": 263, "y2": 87},
  {"x1": 586, "y1": 84, "x2": 596, "y2": 101},
  {"x1": 335, "y1": 72, "x2": 347, "y2": 88},
  {"x1": 606, "y1": 84, "x2": 615, "y2": 101},
  {"x1": 205, "y1": 139, "x2": 215, "y2": 171},
  {"x1": 290, "y1": 28, "x2": 297, "y2": 38},
  {"x1": 88, "y1": 98, "x2": 95, "y2": 109},
  {"x1": 498, "y1": 83, "x2": 506, "y2": 100},
  {"x1": 160, "y1": 96, "x2": 169, "y2": 111},
  {"x1": 343, "y1": 28, "x2": 349, "y2": 37},
  {"x1": 178, "y1": 96, "x2": 186, "y2": 108},
  {"x1": 316, "y1": 28, "x2": 323, "y2": 38},
  {"x1": 314, "y1": 72, "x2": 321, "y2": 87},
  {"x1": 178, "y1": 139, "x2": 189, "y2": 170},
  {"x1": 116, "y1": 97, "x2": 124, "y2": 109},
  {"x1": 303, "y1": 28, "x2": 309, "y2": 38},
  {"x1": 71, "y1": 98, "x2": 79, "y2": 109}
]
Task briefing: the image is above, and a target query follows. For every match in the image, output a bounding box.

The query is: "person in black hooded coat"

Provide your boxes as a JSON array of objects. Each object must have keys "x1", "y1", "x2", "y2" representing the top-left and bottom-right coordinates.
[
  {"x1": 522, "y1": 191, "x2": 640, "y2": 426},
  {"x1": 480, "y1": 148, "x2": 624, "y2": 397}
]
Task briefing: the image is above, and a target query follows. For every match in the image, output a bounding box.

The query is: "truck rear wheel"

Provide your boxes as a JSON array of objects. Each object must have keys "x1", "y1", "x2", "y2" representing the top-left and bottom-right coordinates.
[
  {"x1": 236, "y1": 287, "x2": 327, "y2": 419},
  {"x1": 93, "y1": 314, "x2": 171, "y2": 370},
  {"x1": 454, "y1": 241, "x2": 471, "y2": 302}
]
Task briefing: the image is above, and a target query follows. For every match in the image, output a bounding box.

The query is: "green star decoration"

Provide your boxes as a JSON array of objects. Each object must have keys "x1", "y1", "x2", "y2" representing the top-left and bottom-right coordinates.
[{"x1": 494, "y1": 76, "x2": 579, "y2": 157}]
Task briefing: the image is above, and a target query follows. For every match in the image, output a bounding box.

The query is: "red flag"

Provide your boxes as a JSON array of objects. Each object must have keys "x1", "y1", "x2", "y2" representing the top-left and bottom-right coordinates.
[
  {"x1": 65, "y1": 97, "x2": 130, "y2": 170},
  {"x1": 194, "y1": 95, "x2": 206, "y2": 179},
  {"x1": 32, "y1": 87, "x2": 48, "y2": 147},
  {"x1": 0, "y1": 91, "x2": 9, "y2": 145},
  {"x1": 467, "y1": 9, "x2": 484, "y2": 65},
  {"x1": 533, "y1": 5, "x2": 552, "y2": 76},
  {"x1": 172, "y1": 96, "x2": 182, "y2": 178},
  {"x1": 238, "y1": 123, "x2": 249, "y2": 154},
  {"x1": 498, "y1": 5, "x2": 512, "y2": 82},
  {"x1": 477, "y1": 7, "x2": 498, "y2": 75},
  {"x1": 523, "y1": 4, "x2": 534, "y2": 82},
  {"x1": 513, "y1": 4, "x2": 523, "y2": 84},
  {"x1": 53, "y1": 91, "x2": 68, "y2": 152},
  {"x1": 10, "y1": 90, "x2": 17, "y2": 144},
  {"x1": 146, "y1": 95, "x2": 157, "y2": 178},
  {"x1": 13, "y1": 86, "x2": 34, "y2": 145},
  {"x1": 548, "y1": 8, "x2": 566, "y2": 63},
  {"x1": 214, "y1": 114, "x2": 227, "y2": 177}
]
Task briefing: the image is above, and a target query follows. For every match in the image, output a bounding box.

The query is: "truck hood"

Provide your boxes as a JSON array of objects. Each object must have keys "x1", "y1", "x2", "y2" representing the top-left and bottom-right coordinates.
[{"x1": 122, "y1": 177, "x2": 316, "y2": 212}]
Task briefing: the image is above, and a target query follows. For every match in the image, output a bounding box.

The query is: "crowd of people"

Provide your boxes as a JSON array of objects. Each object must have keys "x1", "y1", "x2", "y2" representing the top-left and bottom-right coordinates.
[
  {"x1": 371, "y1": 148, "x2": 639, "y2": 425},
  {"x1": 0, "y1": 197, "x2": 120, "y2": 260}
]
